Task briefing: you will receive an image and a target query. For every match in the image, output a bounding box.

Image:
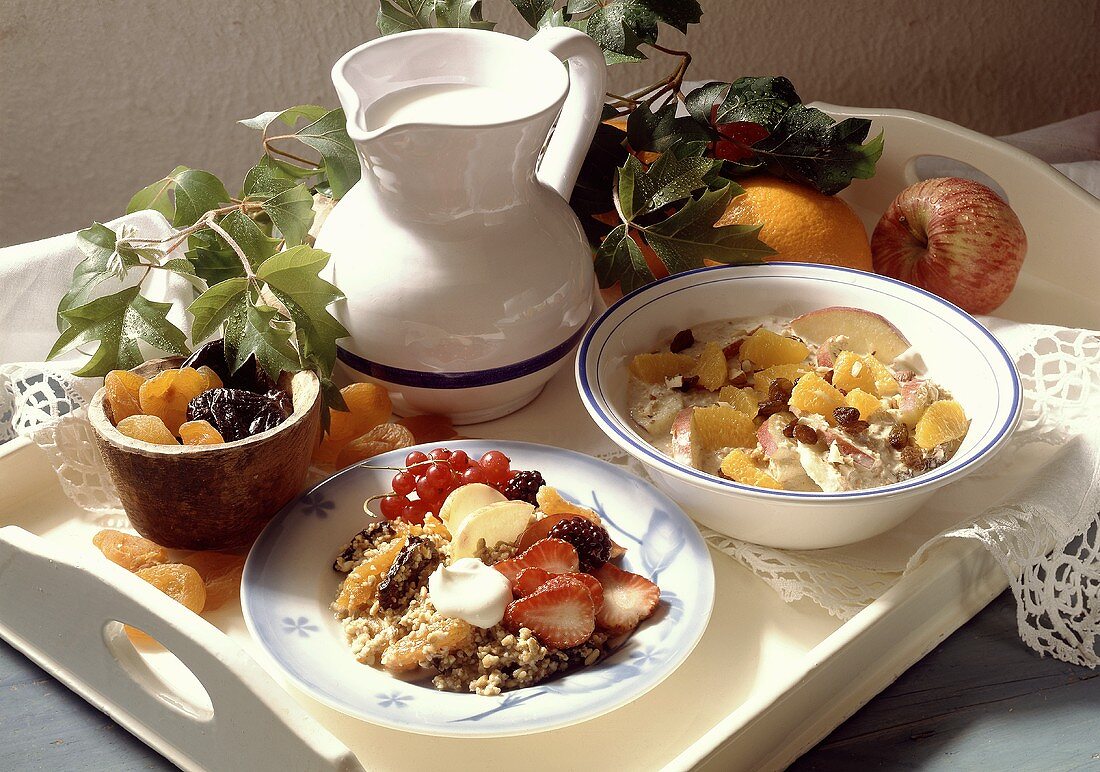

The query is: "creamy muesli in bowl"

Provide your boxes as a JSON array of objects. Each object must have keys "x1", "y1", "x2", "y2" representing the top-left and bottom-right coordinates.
[{"x1": 628, "y1": 306, "x2": 970, "y2": 493}]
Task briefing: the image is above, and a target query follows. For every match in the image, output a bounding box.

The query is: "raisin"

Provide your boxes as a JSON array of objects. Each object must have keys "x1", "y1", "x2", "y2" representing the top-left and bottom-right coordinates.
[
  {"x1": 901, "y1": 445, "x2": 925, "y2": 471},
  {"x1": 769, "y1": 377, "x2": 794, "y2": 402},
  {"x1": 186, "y1": 388, "x2": 291, "y2": 442},
  {"x1": 670, "y1": 329, "x2": 695, "y2": 353},
  {"x1": 782, "y1": 421, "x2": 797, "y2": 438},
  {"x1": 180, "y1": 551, "x2": 244, "y2": 611},
  {"x1": 757, "y1": 399, "x2": 787, "y2": 418},
  {"x1": 377, "y1": 536, "x2": 440, "y2": 611},
  {"x1": 844, "y1": 420, "x2": 870, "y2": 434},
  {"x1": 139, "y1": 368, "x2": 208, "y2": 434},
  {"x1": 93, "y1": 529, "x2": 168, "y2": 571},
  {"x1": 674, "y1": 375, "x2": 700, "y2": 392},
  {"x1": 116, "y1": 415, "x2": 178, "y2": 445},
  {"x1": 179, "y1": 419, "x2": 224, "y2": 445},
  {"x1": 889, "y1": 423, "x2": 910, "y2": 450},
  {"x1": 793, "y1": 424, "x2": 820, "y2": 444},
  {"x1": 833, "y1": 406, "x2": 862, "y2": 427},
  {"x1": 104, "y1": 370, "x2": 146, "y2": 423}
]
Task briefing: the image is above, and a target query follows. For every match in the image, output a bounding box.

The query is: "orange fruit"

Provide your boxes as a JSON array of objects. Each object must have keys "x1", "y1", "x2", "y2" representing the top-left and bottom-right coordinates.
[{"x1": 717, "y1": 176, "x2": 872, "y2": 270}]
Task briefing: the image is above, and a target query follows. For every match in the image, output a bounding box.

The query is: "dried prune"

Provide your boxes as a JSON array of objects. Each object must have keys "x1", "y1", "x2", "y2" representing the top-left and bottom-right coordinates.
[
  {"x1": 333, "y1": 521, "x2": 399, "y2": 572},
  {"x1": 182, "y1": 340, "x2": 278, "y2": 393},
  {"x1": 186, "y1": 387, "x2": 291, "y2": 442},
  {"x1": 377, "y1": 536, "x2": 440, "y2": 611}
]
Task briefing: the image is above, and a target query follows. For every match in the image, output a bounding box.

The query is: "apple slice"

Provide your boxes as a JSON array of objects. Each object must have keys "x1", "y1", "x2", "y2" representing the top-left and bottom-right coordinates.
[
  {"x1": 450, "y1": 500, "x2": 536, "y2": 560},
  {"x1": 823, "y1": 430, "x2": 877, "y2": 469},
  {"x1": 438, "y1": 483, "x2": 507, "y2": 534},
  {"x1": 898, "y1": 379, "x2": 939, "y2": 427},
  {"x1": 670, "y1": 408, "x2": 701, "y2": 469},
  {"x1": 789, "y1": 307, "x2": 910, "y2": 364},
  {"x1": 815, "y1": 335, "x2": 845, "y2": 367}
]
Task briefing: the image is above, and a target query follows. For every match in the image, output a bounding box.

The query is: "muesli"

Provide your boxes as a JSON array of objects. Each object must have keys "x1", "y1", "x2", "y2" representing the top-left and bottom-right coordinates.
[
  {"x1": 331, "y1": 448, "x2": 661, "y2": 696},
  {"x1": 628, "y1": 306, "x2": 970, "y2": 492}
]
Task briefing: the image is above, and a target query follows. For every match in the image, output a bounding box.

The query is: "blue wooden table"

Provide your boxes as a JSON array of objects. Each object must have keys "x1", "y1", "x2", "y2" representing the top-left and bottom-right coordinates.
[{"x1": 3, "y1": 588, "x2": 1098, "y2": 770}]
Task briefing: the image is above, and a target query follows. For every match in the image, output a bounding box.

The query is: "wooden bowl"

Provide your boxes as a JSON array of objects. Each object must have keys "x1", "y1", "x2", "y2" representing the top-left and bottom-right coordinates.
[{"x1": 88, "y1": 357, "x2": 321, "y2": 550}]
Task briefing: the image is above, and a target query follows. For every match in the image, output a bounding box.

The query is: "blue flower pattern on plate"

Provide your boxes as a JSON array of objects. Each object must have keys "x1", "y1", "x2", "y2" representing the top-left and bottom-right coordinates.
[
  {"x1": 376, "y1": 691, "x2": 412, "y2": 708},
  {"x1": 299, "y1": 491, "x2": 335, "y2": 519},
  {"x1": 282, "y1": 616, "x2": 319, "y2": 637}
]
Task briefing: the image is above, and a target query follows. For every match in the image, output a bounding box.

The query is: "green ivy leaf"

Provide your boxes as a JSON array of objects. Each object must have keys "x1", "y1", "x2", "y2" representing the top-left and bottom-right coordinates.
[
  {"x1": 435, "y1": 0, "x2": 495, "y2": 29},
  {"x1": 256, "y1": 245, "x2": 349, "y2": 377},
  {"x1": 710, "y1": 77, "x2": 803, "y2": 129},
  {"x1": 626, "y1": 98, "x2": 712, "y2": 153},
  {"x1": 242, "y1": 156, "x2": 297, "y2": 199},
  {"x1": 127, "y1": 165, "x2": 188, "y2": 220},
  {"x1": 239, "y1": 105, "x2": 328, "y2": 133},
  {"x1": 293, "y1": 110, "x2": 359, "y2": 199},
  {"x1": 186, "y1": 230, "x2": 248, "y2": 286},
  {"x1": 569, "y1": 119, "x2": 629, "y2": 246},
  {"x1": 188, "y1": 276, "x2": 249, "y2": 344},
  {"x1": 569, "y1": 0, "x2": 702, "y2": 62},
  {"x1": 378, "y1": 0, "x2": 494, "y2": 34},
  {"x1": 57, "y1": 224, "x2": 130, "y2": 331},
  {"x1": 48, "y1": 286, "x2": 189, "y2": 377},
  {"x1": 261, "y1": 184, "x2": 315, "y2": 247},
  {"x1": 219, "y1": 210, "x2": 280, "y2": 267},
  {"x1": 224, "y1": 302, "x2": 302, "y2": 378},
  {"x1": 511, "y1": 0, "x2": 556, "y2": 26},
  {"x1": 593, "y1": 223, "x2": 654, "y2": 294}
]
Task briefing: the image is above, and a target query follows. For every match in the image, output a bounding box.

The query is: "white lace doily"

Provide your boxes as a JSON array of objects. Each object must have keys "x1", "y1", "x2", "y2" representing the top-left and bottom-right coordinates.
[{"x1": 3, "y1": 322, "x2": 1098, "y2": 667}]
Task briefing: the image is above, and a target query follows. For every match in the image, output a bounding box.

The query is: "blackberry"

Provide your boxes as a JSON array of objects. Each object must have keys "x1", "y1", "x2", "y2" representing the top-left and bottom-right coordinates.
[
  {"x1": 547, "y1": 517, "x2": 612, "y2": 572},
  {"x1": 502, "y1": 469, "x2": 546, "y2": 505}
]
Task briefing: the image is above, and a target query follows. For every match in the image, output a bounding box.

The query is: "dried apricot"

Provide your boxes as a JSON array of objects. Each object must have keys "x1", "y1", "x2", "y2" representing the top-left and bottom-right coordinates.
[
  {"x1": 335, "y1": 423, "x2": 417, "y2": 467},
  {"x1": 139, "y1": 367, "x2": 208, "y2": 434},
  {"x1": 104, "y1": 370, "x2": 146, "y2": 423},
  {"x1": 739, "y1": 329, "x2": 809, "y2": 370},
  {"x1": 179, "y1": 419, "x2": 224, "y2": 446},
  {"x1": 381, "y1": 617, "x2": 474, "y2": 672},
  {"x1": 334, "y1": 537, "x2": 407, "y2": 615},
  {"x1": 181, "y1": 551, "x2": 244, "y2": 611},
  {"x1": 126, "y1": 563, "x2": 207, "y2": 645},
  {"x1": 116, "y1": 414, "x2": 178, "y2": 445},
  {"x1": 328, "y1": 382, "x2": 393, "y2": 443},
  {"x1": 629, "y1": 352, "x2": 695, "y2": 384},
  {"x1": 398, "y1": 413, "x2": 458, "y2": 444},
  {"x1": 720, "y1": 450, "x2": 782, "y2": 489},
  {"x1": 93, "y1": 529, "x2": 168, "y2": 571},
  {"x1": 692, "y1": 341, "x2": 727, "y2": 391},
  {"x1": 196, "y1": 365, "x2": 223, "y2": 391}
]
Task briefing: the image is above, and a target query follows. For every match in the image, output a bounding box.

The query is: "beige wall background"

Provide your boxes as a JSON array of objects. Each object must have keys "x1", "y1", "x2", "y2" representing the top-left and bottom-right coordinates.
[{"x1": 1, "y1": 0, "x2": 1097, "y2": 247}]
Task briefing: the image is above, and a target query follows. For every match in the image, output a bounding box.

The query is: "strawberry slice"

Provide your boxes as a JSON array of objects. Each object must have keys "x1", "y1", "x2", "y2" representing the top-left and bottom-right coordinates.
[
  {"x1": 513, "y1": 566, "x2": 551, "y2": 597},
  {"x1": 591, "y1": 563, "x2": 661, "y2": 635},
  {"x1": 544, "y1": 572, "x2": 603, "y2": 614},
  {"x1": 493, "y1": 538, "x2": 579, "y2": 586},
  {"x1": 503, "y1": 576, "x2": 595, "y2": 649}
]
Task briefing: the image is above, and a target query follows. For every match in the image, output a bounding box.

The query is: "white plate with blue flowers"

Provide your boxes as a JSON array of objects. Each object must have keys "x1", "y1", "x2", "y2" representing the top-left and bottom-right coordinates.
[{"x1": 241, "y1": 439, "x2": 714, "y2": 737}]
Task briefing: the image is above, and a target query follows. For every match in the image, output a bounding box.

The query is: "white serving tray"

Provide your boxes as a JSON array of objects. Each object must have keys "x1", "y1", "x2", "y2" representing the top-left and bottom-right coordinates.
[{"x1": 1, "y1": 104, "x2": 1098, "y2": 771}]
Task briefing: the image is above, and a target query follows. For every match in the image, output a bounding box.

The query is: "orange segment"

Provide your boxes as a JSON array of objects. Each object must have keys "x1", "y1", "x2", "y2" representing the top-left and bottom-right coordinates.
[
  {"x1": 720, "y1": 449, "x2": 782, "y2": 489},
  {"x1": 692, "y1": 404, "x2": 757, "y2": 450},
  {"x1": 789, "y1": 372, "x2": 846, "y2": 423},
  {"x1": 914, "y1": 400, "x2": 969, "y2": 449},
  {"x1": 864, "y1": 355, "x2": 900, "y2": 396},
  {"x1": 832, "y1": 351, "x2": 879, "y2": 394},
  {"x1": 692, "y1": 341, "x2": 727, "y2": 391},
  {"x1": 739, "y1": 328, "x2": 810, "y2": 369},
  {"x1": 718, "y1": 385, "x2": 759, "y2": 415},
  {"x1": 845, "y1": 388, "x2": 883, "y2": 420},
  {"x1": 629, "y1": 352, "x2": 695, "y2": 384}
]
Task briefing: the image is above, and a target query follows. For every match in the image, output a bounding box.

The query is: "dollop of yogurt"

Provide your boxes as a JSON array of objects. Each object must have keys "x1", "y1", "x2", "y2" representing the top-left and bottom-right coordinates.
[{"x1": 428, "y1": 557, "x2": 512, "y2": 629}]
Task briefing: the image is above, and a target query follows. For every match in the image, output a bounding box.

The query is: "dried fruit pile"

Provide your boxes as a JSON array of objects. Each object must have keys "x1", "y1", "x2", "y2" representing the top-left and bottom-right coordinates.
[
  {"x1": 92, "y1": 529, "x2": 244, "y2": 643},
  {"x1": 332, "y1": 451, "x2": 661, "y2": 694},
  {"x1": 629, "y1": 306, "x2": 970, "y2": 492}
]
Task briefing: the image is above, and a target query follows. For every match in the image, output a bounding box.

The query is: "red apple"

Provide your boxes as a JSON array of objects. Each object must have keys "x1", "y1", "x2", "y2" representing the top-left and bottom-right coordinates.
[{"x1": 871, "y1": 177, "x2": 1026, "y2": 315}]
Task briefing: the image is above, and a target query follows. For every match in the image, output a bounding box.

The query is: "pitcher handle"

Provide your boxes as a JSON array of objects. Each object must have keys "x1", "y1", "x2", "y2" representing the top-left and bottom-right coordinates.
[{"x1": 530, "y1": 27, "x2": 608, "y2": 201}]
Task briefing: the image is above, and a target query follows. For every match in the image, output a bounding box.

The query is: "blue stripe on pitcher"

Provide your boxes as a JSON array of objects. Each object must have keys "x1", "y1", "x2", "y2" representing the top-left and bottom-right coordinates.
[{"x1": 336, "y1": 326, "x2": 585, "y2": 389}]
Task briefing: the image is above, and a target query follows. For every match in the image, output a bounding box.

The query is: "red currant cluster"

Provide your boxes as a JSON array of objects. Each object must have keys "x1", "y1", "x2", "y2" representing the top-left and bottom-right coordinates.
[{"x1": 379, "y1": 448, "x2": 514, "y2": 524}]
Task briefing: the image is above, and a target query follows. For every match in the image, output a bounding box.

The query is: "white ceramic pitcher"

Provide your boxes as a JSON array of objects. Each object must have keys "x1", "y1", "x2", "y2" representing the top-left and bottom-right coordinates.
[{"x1": 317, "y1": 28, "x2": 606, "y2": 424}]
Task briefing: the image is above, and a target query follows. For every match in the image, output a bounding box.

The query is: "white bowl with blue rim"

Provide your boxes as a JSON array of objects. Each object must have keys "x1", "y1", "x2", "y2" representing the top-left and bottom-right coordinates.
[
  {"x1": 241, "y1": 440, "x2": 713, "y2": 737},
  {"x1": 576, "y1": 263, "x2": 1023, "y2": 550}
]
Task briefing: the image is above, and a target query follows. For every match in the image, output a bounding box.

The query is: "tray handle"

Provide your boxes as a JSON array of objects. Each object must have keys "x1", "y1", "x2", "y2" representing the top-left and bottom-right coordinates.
[{"x1": 0, "y1": 525, "x2": 362, "y2": 772}]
